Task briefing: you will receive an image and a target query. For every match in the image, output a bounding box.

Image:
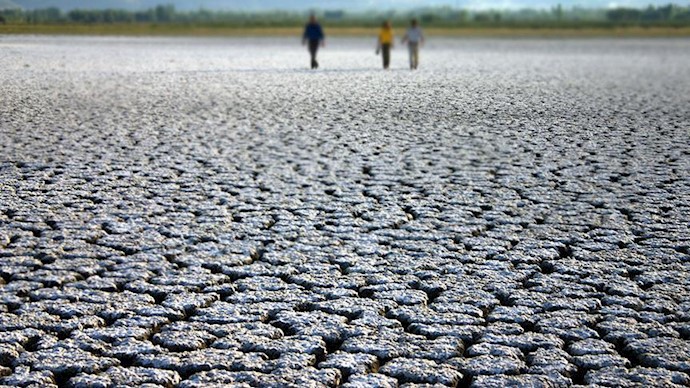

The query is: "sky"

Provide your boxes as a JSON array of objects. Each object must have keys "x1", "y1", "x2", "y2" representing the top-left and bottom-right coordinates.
[{"x1": 10, "y1": 0, "x2": 690, "y2": 11}]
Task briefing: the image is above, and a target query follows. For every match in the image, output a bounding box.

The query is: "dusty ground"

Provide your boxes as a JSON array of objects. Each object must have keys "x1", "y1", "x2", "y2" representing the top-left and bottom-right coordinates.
[{"x1": 1, "y1": 36, "x2": 689, "y2": 387}]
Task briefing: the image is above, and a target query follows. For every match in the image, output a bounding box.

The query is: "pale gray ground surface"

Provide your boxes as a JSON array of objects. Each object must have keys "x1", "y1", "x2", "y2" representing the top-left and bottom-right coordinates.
[{"x1": 0, "y1": 35, "x2": 689, "y2": 387}]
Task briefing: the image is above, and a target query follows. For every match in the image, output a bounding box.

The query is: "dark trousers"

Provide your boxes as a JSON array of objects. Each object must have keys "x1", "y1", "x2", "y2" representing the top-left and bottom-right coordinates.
[
  {"x1": 308, "y1": 40, "x2": 319, "y2": 69},
  {"x1": 381, "y1": 44, "x2": 391, "y2": 69}
]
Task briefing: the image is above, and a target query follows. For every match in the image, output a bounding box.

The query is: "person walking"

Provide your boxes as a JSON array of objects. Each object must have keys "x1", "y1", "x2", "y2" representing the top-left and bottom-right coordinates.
[
  {"x1": 302, "y1": 14, "x2": 325, "y2": 70},
  {"x1": 376, "y1": 21, "x2": 394, "y2": 70},
  {"x1": 401, "y1": 19, "x2": 424, "y2": 70}
]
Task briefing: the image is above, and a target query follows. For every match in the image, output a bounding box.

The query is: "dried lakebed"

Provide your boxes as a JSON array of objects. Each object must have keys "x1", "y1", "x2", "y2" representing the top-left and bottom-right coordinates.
[{"x1": 0, "y1": 36, "x2": 689, "y2": 387}]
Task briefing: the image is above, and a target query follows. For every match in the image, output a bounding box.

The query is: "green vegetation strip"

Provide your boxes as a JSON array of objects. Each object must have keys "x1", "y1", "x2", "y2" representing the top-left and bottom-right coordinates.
[{"x1": 2, "y1": 24, "x2": 690, "y2": 37}]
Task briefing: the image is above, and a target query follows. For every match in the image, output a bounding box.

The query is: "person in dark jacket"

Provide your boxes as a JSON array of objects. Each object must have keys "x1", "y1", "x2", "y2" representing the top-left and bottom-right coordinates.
[{"x1": 302, "y1": 15, "x2": 325, "y2": 69}]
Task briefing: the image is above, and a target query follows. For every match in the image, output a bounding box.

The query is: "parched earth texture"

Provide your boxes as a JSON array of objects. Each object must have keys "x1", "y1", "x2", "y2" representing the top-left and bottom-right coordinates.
[{"x1": 0, "y1": 35, "x2": 689, "y2": 387}]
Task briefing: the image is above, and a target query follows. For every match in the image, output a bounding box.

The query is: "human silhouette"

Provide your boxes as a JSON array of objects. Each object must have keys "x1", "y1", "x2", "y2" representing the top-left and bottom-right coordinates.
[
  {"x1": 402, "y1": 19, "x2": 424, "y2": 70},
  {"x1": 302, "y1": 15, "x2": 325, "y2": 70},
  {"x1": 377, "y1": 21, "x2": 394, "y2": 70}
]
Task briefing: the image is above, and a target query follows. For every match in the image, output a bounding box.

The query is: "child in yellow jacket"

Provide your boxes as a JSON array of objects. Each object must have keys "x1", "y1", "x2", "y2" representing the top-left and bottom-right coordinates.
[{"x1": 377, "y1": 21, "x2": 394, "y2": 69}]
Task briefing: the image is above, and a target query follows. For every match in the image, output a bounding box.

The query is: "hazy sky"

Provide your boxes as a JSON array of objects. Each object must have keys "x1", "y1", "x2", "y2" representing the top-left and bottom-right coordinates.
[
  {"x1": 162, "y1": 0, "x2": 690, "y2": 10},
  {"x1": 11, "y1": 0, "x2": 690, "y2": 11}
]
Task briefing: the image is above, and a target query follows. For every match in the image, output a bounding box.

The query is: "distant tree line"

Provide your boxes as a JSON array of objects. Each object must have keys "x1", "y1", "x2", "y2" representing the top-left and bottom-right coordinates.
[
  {"x1": 605, "y1": 4, "x2": 688, "y2": 24},
  {"x1": 1, "y1": 4, "x2": 689, "y2": 28}
]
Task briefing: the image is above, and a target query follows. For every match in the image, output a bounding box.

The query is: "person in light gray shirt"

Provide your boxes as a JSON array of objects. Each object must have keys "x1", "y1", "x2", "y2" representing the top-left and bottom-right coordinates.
[{"x1": 401, "y1": 19, "x2": 424, "y2": 70}]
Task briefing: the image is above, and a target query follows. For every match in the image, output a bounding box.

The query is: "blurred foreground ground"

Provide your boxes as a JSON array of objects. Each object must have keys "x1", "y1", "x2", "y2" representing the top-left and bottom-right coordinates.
[{"x1": 0, "y1": 36, "x2": 689, "y2": 387}]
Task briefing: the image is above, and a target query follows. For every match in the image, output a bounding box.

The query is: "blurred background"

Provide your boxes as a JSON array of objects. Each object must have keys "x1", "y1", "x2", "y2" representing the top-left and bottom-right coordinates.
[{"x1": 1, "y1": 0, "x2": 689, "y2": 36}]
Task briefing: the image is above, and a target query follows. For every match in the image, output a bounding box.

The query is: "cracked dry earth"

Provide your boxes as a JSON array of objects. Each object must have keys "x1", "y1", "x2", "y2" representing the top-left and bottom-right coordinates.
[{"x1": 0, "y1": 35, "x2": 689, "y2": 387}]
